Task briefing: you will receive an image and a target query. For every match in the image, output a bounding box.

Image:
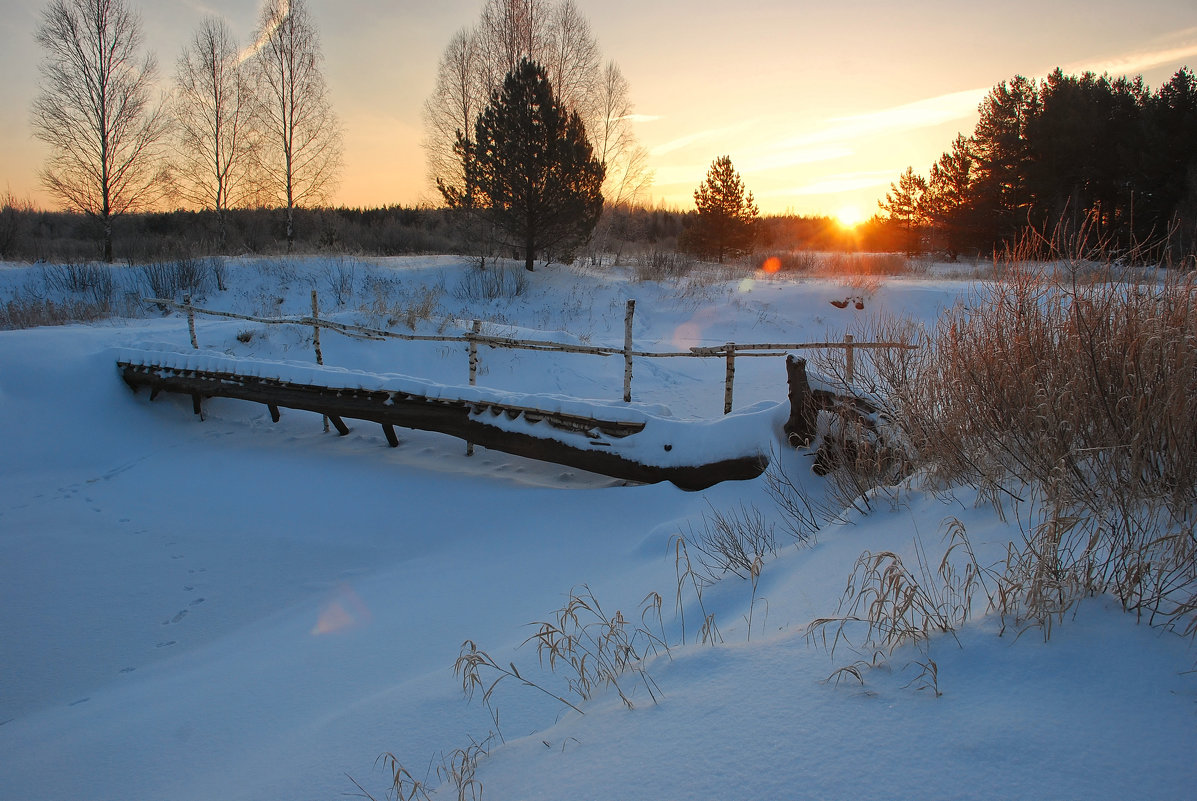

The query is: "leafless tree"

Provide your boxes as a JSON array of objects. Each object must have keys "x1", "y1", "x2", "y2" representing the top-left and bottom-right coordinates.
[
  {"x1": 249, "y1": 0, "x2": 342, "y2": 248},
  {"x1": 31, "y1": 0, "x2": 169, "y2": 262},
  {"x1": 424, "y1": 0, "x2": 650, "y2": 208},
  {"x1": 171, "y1": 16, "x2": 257, "y2": 247},
  {"x1": 423, "y1": 26, "x2": 482, "y2": 203},
  {"x1": 476, "y1": 0, "x2": 549, "y2": 92},
  {"x1": 593, "y1": 60, "x2": 652, "y2": 206},
  {"x1": 541, "y1": 0, "x2": 599, "y2": 126}
]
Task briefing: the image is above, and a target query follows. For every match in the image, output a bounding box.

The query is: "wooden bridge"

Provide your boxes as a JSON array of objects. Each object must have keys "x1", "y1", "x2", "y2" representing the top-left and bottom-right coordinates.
[{"x1": 116, "y1": 350, "x2": 773, "y2": 490}]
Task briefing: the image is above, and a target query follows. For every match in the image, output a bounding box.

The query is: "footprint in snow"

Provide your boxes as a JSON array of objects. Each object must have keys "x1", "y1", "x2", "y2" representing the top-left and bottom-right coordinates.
[
  {"x1": 163, "y1": 609, "x2": 188, "y2": 625},
  {"x1": 155, "y1": 640, "x2": 176, "y2": 648}
]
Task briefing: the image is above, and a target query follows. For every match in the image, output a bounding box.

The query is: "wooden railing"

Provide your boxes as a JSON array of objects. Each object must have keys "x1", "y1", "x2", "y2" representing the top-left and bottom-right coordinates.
[{"x1": 150, "y1": 293, "x2": 916, "y2": 415}]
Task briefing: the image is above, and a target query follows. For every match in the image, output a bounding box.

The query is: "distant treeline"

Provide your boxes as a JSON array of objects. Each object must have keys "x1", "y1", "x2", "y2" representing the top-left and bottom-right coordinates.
[
  {"x1": 0, "y1": 201, "x2": 906, "y2": 265},
  {"x1": 881, "y1": 67, "x2": 1197, "y2": 262}
]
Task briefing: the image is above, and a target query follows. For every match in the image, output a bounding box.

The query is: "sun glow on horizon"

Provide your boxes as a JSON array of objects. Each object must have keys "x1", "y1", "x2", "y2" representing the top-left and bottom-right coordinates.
[{"x1": 834, "y1": 204, "x2": 866, "y2": 229}]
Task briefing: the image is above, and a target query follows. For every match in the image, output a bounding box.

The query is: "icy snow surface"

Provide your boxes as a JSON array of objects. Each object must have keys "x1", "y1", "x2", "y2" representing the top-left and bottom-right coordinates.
[{"x1": 0, "y1": 256, "x2": 1192, "y2": 801}]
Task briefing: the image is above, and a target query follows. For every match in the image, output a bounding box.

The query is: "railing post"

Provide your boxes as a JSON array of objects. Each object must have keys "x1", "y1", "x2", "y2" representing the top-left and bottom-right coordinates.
[
  {"x1": 467, "y1": 319, "x2": 481, "y2": 457},
  {"x1": 311, "y1": 290, "x2": 324, "y2": 366},
  {"x1": 723, "y1": 342, "x2": 736, "y2": 415},
  {"x1": 468, "y1": 319, "x2": 481, "y2": 386},
  {"x1": 184, "y1": 294, "x2": 198, "y2": 349},
  {"x1": 623, "y1": 299, "x2": 635, "y2": 402},
  {"x1": 844, "y1": 333, "x2": 855, "y2": 383},
  {"x1": 312, "y1": 290, "x2": 328, "y2": 433}
]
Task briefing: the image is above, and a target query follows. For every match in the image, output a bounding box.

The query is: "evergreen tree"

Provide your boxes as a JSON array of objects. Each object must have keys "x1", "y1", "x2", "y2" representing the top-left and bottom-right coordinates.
[
  {"x1": 879, "y1": 167, "x2": 927, "y2": 256},
  {"x1": 448, "y1": 58, "x2": 604, "y2": 271},
  {"x1": 923, "y1": 135, "x2": 975, "y2": 260},
  {"x1": 1145, "y1": 67, "x2": 1197, "y2": 253},
  {"x1": 681, "y1": 155, "x2": 759, "y2": 262},
  {"x1": 881, "y1": 67, "x2": 1197, "y2": 260},
  {"x1": 970, "y1": 75, "x2": 1039, "y2": 245}
]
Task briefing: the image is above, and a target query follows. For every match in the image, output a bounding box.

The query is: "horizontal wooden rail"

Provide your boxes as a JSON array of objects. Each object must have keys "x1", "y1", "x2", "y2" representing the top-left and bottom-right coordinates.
[{"x1": 149, "y1": 294, "x2": 917, "y2": 413}]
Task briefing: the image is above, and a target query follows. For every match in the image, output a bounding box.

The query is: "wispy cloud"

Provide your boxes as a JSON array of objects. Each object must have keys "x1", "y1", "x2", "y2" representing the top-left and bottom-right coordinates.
[
  {"x1": 238, "y1": 0, "x2": 290, "y2": 63},
  {"x1": 621, "y1": 114, "x2": 663, "y2": 124},
  {"x1": 1060, "y1": 41, "x2": 1197, "y2": 79},
  {"x1": 777, "y1": 171, "x2": 897, "y2": 197},
  {"x1": 740, "y1": 144, "x2": 855, "y2": 173},
  {"x1": 650, "y1": 120, "x2": 757, "y2": 158},
  {"x1": 777, "y1": 88, "x2": 988, "y2": 153}
]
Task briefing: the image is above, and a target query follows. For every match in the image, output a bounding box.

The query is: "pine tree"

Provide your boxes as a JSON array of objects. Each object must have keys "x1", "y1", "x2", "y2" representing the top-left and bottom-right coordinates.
[
  {"x1": 682, "y1": 156, "x2": 758, "y2": 262},
  {"x1": 447, "y1": 58, "x2": 604, "y2": 271},
  {"x1": 923, "y1": 136, "x2": 974, "y2": 260},
  {"x1": 970, "y1": 75, "x2": 1039, "y2": 245},
  {"x1": 879, "y1": 167, "x2": 927, "y2": 256}
]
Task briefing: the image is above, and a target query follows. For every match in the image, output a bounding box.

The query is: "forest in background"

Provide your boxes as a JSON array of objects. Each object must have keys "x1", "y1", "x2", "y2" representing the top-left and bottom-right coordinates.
[{"x1": 0, "y1": 201, "x2": 906, "y2": 266}]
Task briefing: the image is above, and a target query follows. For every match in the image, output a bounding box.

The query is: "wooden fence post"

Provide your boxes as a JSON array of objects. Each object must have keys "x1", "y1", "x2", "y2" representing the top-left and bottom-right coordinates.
[
  {"x1": 723, "y1": 342, "x2": 736, "y2": 415},
  {"x1": 623, "y1": 299, "x2": 635, "y2": 402},
  {"x1": 184, "y1": 294, "x2": 198, "y2": 349},
  {"x1": 844, "y1": 333, "x2": 855, "y2": 383},
  {"x1": 466, "y1": 319, "x2": 481, "y2": 456},
  {"x1": 311, "y1": 290, "x2": 324, "y2": 366},
  {"x1": 312, "y1": 290, "x2": 329, "y2": 433},
  {"x1": 468, "y1": 319, "x2": 481, "y2": 386}
]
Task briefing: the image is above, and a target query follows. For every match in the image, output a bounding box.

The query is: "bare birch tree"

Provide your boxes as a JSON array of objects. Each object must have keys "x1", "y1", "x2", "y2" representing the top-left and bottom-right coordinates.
[
  {"x1": 31, "y1": 0, "x2": 169, "y2": 262},
  {"x1": 476, "y1": 0, "x2": 550, "y2": 92},
  {"x1": 423, "y1": 27, "x2": 482, "y2": 204},
  {"x1": 250, "y1": 0, "x2": 342, "y2": 248},
  {"x1": 593, "y1": 60, "x2": 652, "y2": 205},
  {"x1": 171, "y1": 16, "x2": 256, "y2": 247},
  {"x1": 541, "y1": 0, "x2": 599, "y2": 127}
]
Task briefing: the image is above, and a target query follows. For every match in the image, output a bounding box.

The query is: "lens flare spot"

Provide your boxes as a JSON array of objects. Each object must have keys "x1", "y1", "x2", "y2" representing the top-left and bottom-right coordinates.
[
  {"x1": 762, "y1": 256, "x2": 782, "y2": 274},
  {"x1": 737, "y1": 277, "x2": 756, "y2": 294},
  {"x1": 312, "y1": 585, "x2": 371, "y2": 635},
  {"x1": 671, "y1": 321, "x2": 704, "y2": 350}
]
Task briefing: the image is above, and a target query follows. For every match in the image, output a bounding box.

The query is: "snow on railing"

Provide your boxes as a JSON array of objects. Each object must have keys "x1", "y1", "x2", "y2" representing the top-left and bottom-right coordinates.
[{"x1": 149, "y1": 293, "x2": 916, "y2": 416}]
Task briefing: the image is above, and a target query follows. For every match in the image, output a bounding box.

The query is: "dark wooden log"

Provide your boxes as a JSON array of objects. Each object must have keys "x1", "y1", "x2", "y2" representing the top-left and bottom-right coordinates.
[
  {"x1": 328, "y1": 415, "x2": 350, "y2": 436},
  {"x1": 117, "y1": 360, "x2": 766, "y2": 490},
  {"x1": 382, "y1": 423, "x2": 399, "y2": 447},
  {"x1": 268, "y1": 404, "x2": 281, "y2": 423},
  {"x1": 191, "y1": 394, "x2": 203, "y2": 418}
]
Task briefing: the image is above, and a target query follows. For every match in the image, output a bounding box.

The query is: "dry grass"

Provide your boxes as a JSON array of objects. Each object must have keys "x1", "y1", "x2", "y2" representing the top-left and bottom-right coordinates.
[
  {"x1": 867, "y1": 221, "x2": 1197, "y2": 638},
  {"x1": 807, "y1": 518, "x2": 991, "y2": 692},
  {"x1": 633, "y1": 249, "x2": 696, "y2": 281},
  {"x1": 525, "y1": 584, "x2": 665, "y2": 710},
  {"x1": 686, "y1": 501, "x2": 779, "y2": 582}
]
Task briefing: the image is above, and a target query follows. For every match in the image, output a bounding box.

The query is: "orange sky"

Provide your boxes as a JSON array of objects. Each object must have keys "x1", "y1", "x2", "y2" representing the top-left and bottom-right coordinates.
[{"x1": 2, "y1": 0, "x2": 1196, "y2": 218}]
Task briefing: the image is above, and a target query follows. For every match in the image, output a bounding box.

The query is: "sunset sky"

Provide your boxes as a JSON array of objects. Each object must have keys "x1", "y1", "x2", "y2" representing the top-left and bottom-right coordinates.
[{"x1": 1, "y1": 0, "x2": 1196, "y2": 219}]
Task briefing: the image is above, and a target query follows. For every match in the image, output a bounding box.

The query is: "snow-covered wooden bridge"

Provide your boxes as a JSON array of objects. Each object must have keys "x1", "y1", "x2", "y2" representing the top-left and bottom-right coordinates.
[{"x1": 115, "y1": 349, "x2": 777, "y2": 490}]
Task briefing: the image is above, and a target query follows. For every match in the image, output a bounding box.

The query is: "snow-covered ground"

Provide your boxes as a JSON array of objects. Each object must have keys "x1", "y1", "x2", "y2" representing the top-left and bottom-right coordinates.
[{"x1": 0, "y1": 256, "x2": 1192, "y2": 801}]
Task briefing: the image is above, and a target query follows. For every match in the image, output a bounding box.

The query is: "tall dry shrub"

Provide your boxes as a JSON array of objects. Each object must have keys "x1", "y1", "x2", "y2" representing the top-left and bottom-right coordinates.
[{"x1": 889, "y1": 247, "x2": 1197, "y2": 634}]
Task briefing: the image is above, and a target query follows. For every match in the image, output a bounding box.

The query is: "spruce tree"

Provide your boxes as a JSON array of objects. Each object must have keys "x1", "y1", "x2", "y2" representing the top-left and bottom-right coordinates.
[
  {"x1": 449, "y1": 58, "x2": 604, "y2": 271},
  {"x1": 682, "y1": 155, "x2": 759, "y2": 262},
  {"x1": 879, "y1": 166, "x2": 927, "y2": 256}
]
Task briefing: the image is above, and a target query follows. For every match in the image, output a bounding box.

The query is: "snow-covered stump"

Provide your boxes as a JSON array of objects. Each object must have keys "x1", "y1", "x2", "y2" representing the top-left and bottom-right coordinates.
[{"x1": 783, "y1": 355, "x2": 818, "y2": 447}]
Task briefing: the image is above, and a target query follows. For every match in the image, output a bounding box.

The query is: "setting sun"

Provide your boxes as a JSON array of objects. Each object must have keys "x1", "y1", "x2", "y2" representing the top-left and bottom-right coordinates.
[{"x1": 834, "y1": 205, "x2": 866, "y2": 229}]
